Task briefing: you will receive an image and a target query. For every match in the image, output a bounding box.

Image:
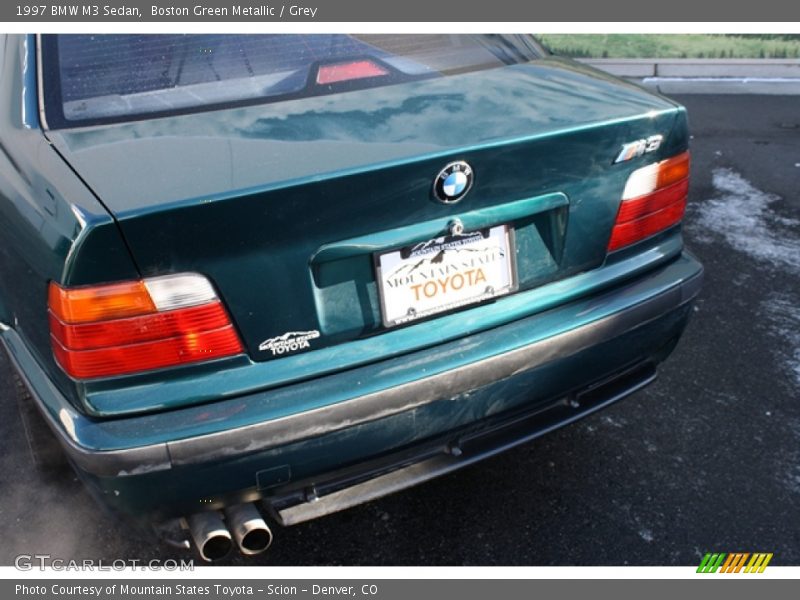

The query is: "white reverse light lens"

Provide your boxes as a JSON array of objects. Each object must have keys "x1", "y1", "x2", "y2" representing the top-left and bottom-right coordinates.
[
  {"x1": 622, "y1": 162, "x2": 660, "y2": 200},
  {"x1": 144, "y1": 273, "x2": 218, "y2": 311}
]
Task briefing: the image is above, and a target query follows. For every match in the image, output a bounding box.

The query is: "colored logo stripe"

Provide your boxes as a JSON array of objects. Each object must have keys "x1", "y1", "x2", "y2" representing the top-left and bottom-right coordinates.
[
  {"x1": 697, "y1": 553, "x2": 726, "y2": 573},
  {"x1": 697, "y1": 552, "x2": 773, "y2": 573},
  {"x1": 746, "y1": 553, "x2": 773, "y2": 573},
  {"x1": 720, "y1": 553, "x2": 749, "y2": 573}
]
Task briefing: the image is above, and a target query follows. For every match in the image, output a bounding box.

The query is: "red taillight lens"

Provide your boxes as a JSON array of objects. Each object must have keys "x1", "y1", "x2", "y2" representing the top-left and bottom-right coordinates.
[
  {"x1": 48, "y1": 274, "x2": 243, "y2": 379},
  {"x1": 49, "y1": 303, "x2": 233, "y2": 350},
  {"x1": 608, "y1": 151, "x2": 690, "y2": 252},
  {"x1": 51, "y1": 326, "x2": 242, "y2": 380}
]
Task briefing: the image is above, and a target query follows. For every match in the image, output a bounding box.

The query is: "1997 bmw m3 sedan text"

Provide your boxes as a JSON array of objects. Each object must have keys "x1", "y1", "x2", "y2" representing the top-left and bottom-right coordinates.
[{"x1": 0, "y1": 34, "x2": 702, "y2": 561}]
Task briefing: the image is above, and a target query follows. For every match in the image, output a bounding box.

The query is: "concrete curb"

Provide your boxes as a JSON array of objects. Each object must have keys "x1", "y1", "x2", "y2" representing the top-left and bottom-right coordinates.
[
  {"x1": 579, "y1": 58, "x2": 800, "y2": 78},
  {"x1": 578, "y1": 58, "x2": 800, "y2": 94}
]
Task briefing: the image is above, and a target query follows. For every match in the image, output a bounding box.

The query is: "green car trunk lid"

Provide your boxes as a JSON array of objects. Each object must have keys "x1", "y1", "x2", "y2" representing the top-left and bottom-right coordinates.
[{"x1": 46, "y1": 59, "x2": 686, "y2": 414}]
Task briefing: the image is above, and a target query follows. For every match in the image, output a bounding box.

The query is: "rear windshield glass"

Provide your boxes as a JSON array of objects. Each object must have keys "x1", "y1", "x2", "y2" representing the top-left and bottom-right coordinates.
[{"x1": 40, "y1": 34, "x2": 544, "y2": 128}]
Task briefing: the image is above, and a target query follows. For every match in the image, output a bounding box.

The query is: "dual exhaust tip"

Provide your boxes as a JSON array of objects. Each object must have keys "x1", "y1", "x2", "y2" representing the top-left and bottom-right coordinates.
[{"x1": 187, "y1": 503, "x2": 272, "y2": 562}]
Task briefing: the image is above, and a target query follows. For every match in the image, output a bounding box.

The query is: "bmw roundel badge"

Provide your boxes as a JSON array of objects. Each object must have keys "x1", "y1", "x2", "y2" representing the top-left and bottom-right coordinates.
[{"x1": 433, "y1": 161, "x2": 474, "y2": 204}]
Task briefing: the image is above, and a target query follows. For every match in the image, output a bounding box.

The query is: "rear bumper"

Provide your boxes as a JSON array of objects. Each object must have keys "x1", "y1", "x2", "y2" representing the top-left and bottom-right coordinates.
[
  {"x1": 2, "y1": 251, "x2": 702, "y2": 518},
  {"x1": 272, "y1": 361, "x2": 659, "y2": 526}
]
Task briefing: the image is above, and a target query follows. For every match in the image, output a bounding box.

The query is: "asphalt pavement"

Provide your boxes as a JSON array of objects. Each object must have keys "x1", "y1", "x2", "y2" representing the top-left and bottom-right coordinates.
[{"x1": 1, "y1": 93, "x2": 798, "y2": 567}]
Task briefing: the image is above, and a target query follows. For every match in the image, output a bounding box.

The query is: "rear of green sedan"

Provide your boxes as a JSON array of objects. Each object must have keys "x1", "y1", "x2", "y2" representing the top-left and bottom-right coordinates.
[{"x1": 0, "y1": 34, "x2": 702, "y2": 560}]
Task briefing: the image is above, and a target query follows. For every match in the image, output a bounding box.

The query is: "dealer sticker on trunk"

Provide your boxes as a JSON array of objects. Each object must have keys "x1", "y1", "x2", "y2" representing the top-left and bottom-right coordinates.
[
  {"x1": 376, "y1": 225, "x2": 516, "y2": 327},
  {"x1": 259, "y1": 330, "x2": 320, "y2": 356}
]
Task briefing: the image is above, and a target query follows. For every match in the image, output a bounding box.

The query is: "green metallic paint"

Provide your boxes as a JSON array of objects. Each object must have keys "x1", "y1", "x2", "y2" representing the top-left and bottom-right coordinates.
[
  {"x1": 25, "y1": 258, "x2": 698, "y2": 519},
  {"x1": 310, "y1": 193, "x2": 568, "y2": 339},
  {"x1": 0, "y1": 34, "x2": 703, "y2": 522},
  {"x1": 0, "y1": 35, "x2": 141, "y2": 409},
  {"x1": 311, "y1": 192, "x2": 568, "y2": 262},
  {"x1": 47, "y1": 59, "x2": 678, "y2": 212},
  {"x1": 39, "y1": 56, "x2": 688, "y2": 415},
  {"x1": 76, "y1": 229, "x2": 685, "y2": 416},
  {"x1": 3, "y1": 251, "x2": 701, "y2": 452},
  {"x1": 3, "y1": 34, "x2": 693, "y2": 416}
]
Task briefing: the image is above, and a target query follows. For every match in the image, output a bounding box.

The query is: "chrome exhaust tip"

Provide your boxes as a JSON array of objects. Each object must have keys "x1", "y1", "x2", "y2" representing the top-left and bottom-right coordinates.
[
  {"x1": 187, "y1": 511, "x2": 233, "y2": 562},
  {"x1": 224, "y1": 503, "x2": 273, "y2": 556}
]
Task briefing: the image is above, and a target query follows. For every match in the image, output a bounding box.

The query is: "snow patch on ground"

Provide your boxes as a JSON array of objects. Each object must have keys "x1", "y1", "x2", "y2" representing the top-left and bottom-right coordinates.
[
  {"x1": 761, "y1": 293, "x2": 800, "y2": 388},
  {"x1": 782, "y1": 420, "x2": 800, "y2": 495},
  {"x1": 692, "y1": 169, "x2": 800, "y2": 390},
  {"x1": 689, "y1": 168, "x2": 800, "y2": 273}
]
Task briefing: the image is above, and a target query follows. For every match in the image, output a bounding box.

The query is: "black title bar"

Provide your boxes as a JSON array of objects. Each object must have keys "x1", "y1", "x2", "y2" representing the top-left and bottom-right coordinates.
[{"x1": 3, "y1": 0, "x2": 799, "y2": 22}]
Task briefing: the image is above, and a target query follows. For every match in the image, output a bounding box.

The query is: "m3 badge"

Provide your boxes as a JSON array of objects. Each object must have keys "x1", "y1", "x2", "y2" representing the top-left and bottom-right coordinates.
[{"x1": 614, "y1": 134, "x2": 664, "y2": 163}]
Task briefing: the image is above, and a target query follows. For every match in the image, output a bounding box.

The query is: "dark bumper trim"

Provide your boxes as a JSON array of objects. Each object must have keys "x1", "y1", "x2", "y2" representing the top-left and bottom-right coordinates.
[
  {"x1": 2, "y1": 265, "x2": 703, "y2": 479},
  {"x1": 170, "y1": 276, "x2": 688, "y2": 467},
  {"x1": 275, "y1": 361, "x2": 658, "y2": 526}
]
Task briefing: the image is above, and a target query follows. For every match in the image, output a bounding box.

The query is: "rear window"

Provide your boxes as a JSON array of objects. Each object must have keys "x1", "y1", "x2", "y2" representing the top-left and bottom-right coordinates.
[{"x1": 40, "y1": 34, "x2": 544, "y2": 128}]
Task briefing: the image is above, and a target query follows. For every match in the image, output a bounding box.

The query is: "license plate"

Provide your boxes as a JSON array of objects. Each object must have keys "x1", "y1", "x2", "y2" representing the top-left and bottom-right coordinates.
[{"x1": 376, "y1": 225, "x2": 516, "y2": 327}]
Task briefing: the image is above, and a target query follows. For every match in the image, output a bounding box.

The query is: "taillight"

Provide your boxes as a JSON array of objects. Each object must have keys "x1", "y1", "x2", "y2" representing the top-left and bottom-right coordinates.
[
  {"x1": 48, "y1": 274, "x2": 243, "y2": 379},
  {"x1": 608, "y1": 151, "x2": 690, "y2": 252}
]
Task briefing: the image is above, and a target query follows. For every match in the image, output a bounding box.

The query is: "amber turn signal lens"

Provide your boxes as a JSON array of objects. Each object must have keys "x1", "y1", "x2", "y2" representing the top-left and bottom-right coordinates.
[{"x1": 48, "y1": 280, "x2": 156, "y2": 324}]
